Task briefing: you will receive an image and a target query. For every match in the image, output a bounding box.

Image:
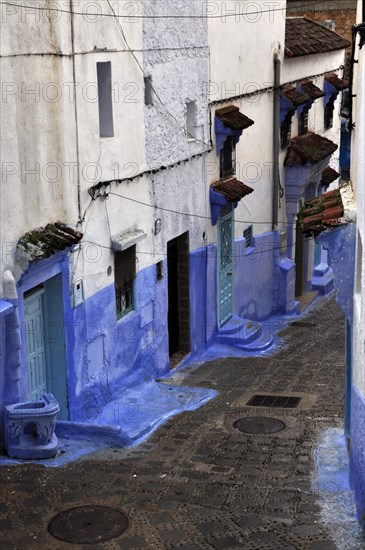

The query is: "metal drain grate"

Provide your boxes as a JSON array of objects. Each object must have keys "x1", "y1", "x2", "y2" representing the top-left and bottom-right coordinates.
[
  {"x1": 246, "y1": 394, "x2": 301, "y2": 408},
  {"x1": 233, "y1": 417, "x2": 285, "y2": 434},
  {"x1": 48, "y1": 505, "x2": 129, "y2": 544},
  {"x1": 290, "y1": 321, "x2": 317, "y2": 328}
]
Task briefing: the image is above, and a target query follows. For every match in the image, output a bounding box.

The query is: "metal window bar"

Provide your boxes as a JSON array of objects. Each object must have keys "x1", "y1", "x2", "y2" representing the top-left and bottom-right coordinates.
[
  {"x1": 299, "y1": 108, "x2": 309, "y2": 135},
  {"x1": 324, "y1": 99, "x2": 335, "y2": 129},
  {"x1": 281, "y1": 112, "x2": 292, "y2": 149},
  {"x1": 243, "y1": 225, "x2": 253, "y2": 248},
  {"x1": 220, "y1": 136, "x2": 236, "y2": 178},
  {"x1": 116, "y1": 281, "x2": 134, "y2": 319}
]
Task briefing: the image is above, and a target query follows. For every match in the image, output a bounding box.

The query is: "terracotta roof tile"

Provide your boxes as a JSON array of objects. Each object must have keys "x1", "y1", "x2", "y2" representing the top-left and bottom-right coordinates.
[
  {"x1": 300, "y1": 80, "x2": 325, "y2": 100},
  {"x1": 211, "y1": 178, "x2": 254, "y2": 202},
  {"x1": 300, "y1": 189, "x2": 345, "y2": 235},
  {"x1": 215, "y1": 105, "x2": 254, "y2": 131},
  {"x1": 282, "y1": 86, "x2": 308, "y2": 106},
  {"x1": 284, "y1": 132, "x2": 338, "y2": 166},
  {"x1": 321, "y1": 166, "x2": 340, "y2": 187},
  {"x1": 17, "y1": 222, "x2": 83, "y2": 259},
  {"x1": 324, "y1": 73, "x2": 349, "y2": 91},
  {"x1": 285, "y1": 17, "x2": 351, "y2": 58}
]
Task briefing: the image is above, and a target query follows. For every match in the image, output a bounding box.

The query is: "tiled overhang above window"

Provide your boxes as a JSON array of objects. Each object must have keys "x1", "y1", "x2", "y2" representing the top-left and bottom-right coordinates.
[
  {"x1": 17, "y1": 223, "x2": 83, "y2": 260},
  {"x1": 323, "y1": 73, "x2": 349, "y2": 106},
  {"x1": 210, "y1": 178, "x2": 254, "y2": 225},
  {"x1": 280, "y1": 87, "x2": 308, "y2": 123},
  {"x1": 111, "y1": 229, "x2": 146, "y2": 251},
  {"x1": 300, "y1": 80, "x2": 325, "y2": 100},
  {"x1": 321, "y1": 166, "x2": 340, "y2": 188},
  {"x1": 214, "y1": 105, "x2": 254, "y2": 154},
  {"x1": 300, "y1": 189, "x2": 345, "y2": 236},
  {"x1": 284, "y1": 132, "x2": 337, "y2": 166}
]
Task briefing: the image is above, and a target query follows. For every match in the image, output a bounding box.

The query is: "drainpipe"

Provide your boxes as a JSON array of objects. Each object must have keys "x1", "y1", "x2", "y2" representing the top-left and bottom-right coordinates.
[
  {"x1": 273, "y1": 53, "x2": 281, "y2": 231},
  {"x1": 69, "y1": 0, "x2": 82, "y2": 223}
]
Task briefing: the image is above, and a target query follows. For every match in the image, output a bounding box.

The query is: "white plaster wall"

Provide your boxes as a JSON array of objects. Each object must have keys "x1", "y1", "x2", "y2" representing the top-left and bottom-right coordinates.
[
  {"x1": 142, "y1": 0, "x2": 209, "y2": 256},
  {"x1": 351, "y1": 3, "x2": 365, "y2": 397},
  {"x1": 68, "y1": 1, "x2": 147, "y2": 298},
  {"x1": 0, "y1": 5, "x2": 78, "y2": 295}
]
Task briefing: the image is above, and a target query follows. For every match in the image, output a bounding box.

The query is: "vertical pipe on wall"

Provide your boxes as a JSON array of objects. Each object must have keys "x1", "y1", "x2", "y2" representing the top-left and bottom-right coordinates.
[
  {"x1": 273, "y1": 53, "x2": 281, "y2": 231},
  {"x1": 69, "y1": 0, "x2": 82, "y2": 222}
]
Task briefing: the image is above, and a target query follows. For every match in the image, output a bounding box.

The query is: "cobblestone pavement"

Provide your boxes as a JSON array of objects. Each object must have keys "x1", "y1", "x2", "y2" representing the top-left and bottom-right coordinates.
[{"x1": 1, "y1": 296, "x2": 364, "y2": 549}]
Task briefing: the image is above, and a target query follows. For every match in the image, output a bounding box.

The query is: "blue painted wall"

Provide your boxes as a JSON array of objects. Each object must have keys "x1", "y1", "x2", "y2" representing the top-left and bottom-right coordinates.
[{"x1": 350, "y1": 384, "x2": 365, "y2": 536}]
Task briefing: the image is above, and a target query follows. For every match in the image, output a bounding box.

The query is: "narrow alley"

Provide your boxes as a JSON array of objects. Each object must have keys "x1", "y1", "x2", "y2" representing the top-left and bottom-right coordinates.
[{"x1": 1, "y1": 295, "x2": 363, "y2": 549}]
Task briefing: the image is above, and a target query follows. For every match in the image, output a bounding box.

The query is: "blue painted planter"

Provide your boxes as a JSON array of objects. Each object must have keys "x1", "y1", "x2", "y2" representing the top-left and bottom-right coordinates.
[{"x1": 4, "y1": 393, "x2": 59, "y2": 459}]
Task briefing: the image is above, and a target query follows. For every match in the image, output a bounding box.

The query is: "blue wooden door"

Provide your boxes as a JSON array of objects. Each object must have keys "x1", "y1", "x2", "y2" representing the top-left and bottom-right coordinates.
[
  {"x1": 218, "y1": 206, "x2": 234, "y2": 326},
  {"x1": 24, "y1": 289, "x2": 47, "y2": 401}
]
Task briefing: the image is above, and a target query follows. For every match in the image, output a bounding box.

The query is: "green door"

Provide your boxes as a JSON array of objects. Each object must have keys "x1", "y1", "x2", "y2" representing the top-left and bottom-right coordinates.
[
  {"x1": 24, "y1": 289, "x2": 47, "y2": 401},
  {"x1": 218, "y1": 206, "x2": 234, "y2": 327}
]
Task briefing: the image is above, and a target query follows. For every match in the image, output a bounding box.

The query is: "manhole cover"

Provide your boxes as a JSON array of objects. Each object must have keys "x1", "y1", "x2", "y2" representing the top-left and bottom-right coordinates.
[
  {"x1": 48, "y1": 505, "x2": 129, "y2": 544},
  {"x1": 233, "y1": 417, "x2": 285, "y2": 434}
]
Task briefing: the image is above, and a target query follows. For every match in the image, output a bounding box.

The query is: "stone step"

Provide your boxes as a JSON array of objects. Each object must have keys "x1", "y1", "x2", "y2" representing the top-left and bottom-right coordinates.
[
  {"x1": 312, "y1": 266, "x2": 335, "y2": 296},
  {"x1": 218, "y1": 315, "x2": 247, "y2": 335},
  {"x1": 236, "y1": 325, "x2": 274, "y2": 352},
  {"x1": 313, "y1": 262, "x2": 330, "y2": 277},
  {"x1": 217, "y1": 318, "x2": 262, "y2": 345}
]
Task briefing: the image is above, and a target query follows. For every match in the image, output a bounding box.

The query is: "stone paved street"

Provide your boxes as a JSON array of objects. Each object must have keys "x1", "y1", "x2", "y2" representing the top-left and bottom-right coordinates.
[{"x1": 1, "y1": 295, "x2": 364, "y2": 549}]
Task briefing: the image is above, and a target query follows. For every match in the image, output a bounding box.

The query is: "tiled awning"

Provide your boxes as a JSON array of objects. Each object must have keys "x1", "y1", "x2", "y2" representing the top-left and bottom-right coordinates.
[
  {"x1": 284, "y1": 132, "x2": 338, "y2": 166},
  {"x1": 211, "y1": 178, "x2": 254, "y2": 202},
  {"x1": 321, "y1": 166, "x2": 340, "y2": 188},
  {"x1": 215, "y1": 106, "x2": 254, "y2": 132},
  {"x1": 300, "y1": 80, "x2": 325, "y2": 100},
  {"x1": 281, "y1": 87, "x2": 308, "y2": 107},
  {"x1": 17, "y1": 223, "x2": 83, "y2": 260},
  {"x1": 285, "y1": 17, "x2": 351, "y2": 58},
  {"x1": 209, "y1": 178, "x2": 254, "y2": 225},
  {"x1": 300, "y1": 189, "x2": 344, "y2": 236},
  {"x1": 324, "y1": 73, "x2": 349, "y2": 91},
  {"x1": 214, "y1": 105, "x2": 254, "y2": 154}
]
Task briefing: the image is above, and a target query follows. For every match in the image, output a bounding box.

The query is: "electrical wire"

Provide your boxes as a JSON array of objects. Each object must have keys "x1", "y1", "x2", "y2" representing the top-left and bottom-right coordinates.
[{"x1": 0, "y1": 1, "x2": 334, "y2": 20}]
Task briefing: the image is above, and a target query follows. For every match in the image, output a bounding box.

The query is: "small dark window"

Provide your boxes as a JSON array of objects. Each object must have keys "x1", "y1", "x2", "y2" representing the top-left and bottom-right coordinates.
[
  {"x1": 324, "y1": 98, "x2": 335, "y2": 129},
  {"x1": 281, "y1": 110, "x2": 294, "y2": 149},
  {"x1": 243, "y1": 225, "x2": 253, "y2": 248},
  {"x1": 115, "y1": 246, "x2": 136, "y2": 319},
  {"x1": 144, "y1": 76, "x2": 153, "y2": 106},
  {"x1": 220, "y1": 135, "x2": 236, "y2": 178},
  {"x1": 156, "y1": 260, "x2": 164, "y2": 281},
  {"x1": 97, "y1": 61, "x2": 114, "y2": 138},
  {"x1": 186, "y1": 100, "x2": 197, "y2": 139},
  {"x1": 298, "y1": 107, "x2": 309, "y2": 136}
]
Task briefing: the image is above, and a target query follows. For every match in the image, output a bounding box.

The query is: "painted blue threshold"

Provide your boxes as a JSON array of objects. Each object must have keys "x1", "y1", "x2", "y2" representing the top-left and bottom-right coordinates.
[{"x1": 0, "y1": 382, "x2": 217, "y2": 467}]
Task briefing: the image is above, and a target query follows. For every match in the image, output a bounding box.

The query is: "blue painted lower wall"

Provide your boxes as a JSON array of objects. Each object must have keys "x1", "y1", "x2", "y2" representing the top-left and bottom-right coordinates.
[
  {"x1": 350, "y1": 384, "x2": 365, "y2": 535},
  {"x1": 1, "y1": 228, "x2": 292, "y2": 445}
]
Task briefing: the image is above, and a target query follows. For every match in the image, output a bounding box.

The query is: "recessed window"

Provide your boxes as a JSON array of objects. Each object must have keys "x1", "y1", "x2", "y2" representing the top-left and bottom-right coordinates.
[
  {"x1": 97, "y1": 61, "x2": 114, "y2": 138},
  {"x1": 220, "y1": 135, "x2": 236, "y2": 178},
  {"x1": 243, "y1": 225, "x2": 253, "y2": 248},
  {"x1": 186, "y1": 100, "x2": 197, "y2": 139},
  {"x1": 324, "y1": 98, "x2": 335, "y2": 129},
  {"x1": 115, "y1": 246, "x2": 136, "y2": 319},
  {"x1": 156, "y1": 261, "x2": 164, "y2": 281},
  {"x1": 281, "y1": 110, "x2": 294, "y2": 149},
  {"x1": 298, "y1": 107, "x2": 309, "y2": 136},
  {"x1": 144, "y1": 76, "x2": 153, "y2": 106}
]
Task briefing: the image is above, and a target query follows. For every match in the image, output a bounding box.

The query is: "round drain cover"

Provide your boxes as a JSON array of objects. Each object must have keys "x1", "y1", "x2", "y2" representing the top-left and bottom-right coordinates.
[
  {"x1": 48, "y1": 505, "x2": 129, "y2": 544},
  {"x1": 234, "y1": 417, "x2": 285, "y2": 434}
]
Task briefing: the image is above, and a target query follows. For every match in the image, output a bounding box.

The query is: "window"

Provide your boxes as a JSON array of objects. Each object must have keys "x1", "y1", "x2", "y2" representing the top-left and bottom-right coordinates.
[
  {"x1": 281, "y1": 111, "x2": 294, "y2": 149},
  {"x1": 298, "y1": 107, "x2": 309, "y2": 136},
  {"x1": 156, "y1": 260, "x2": 164, "y2": 281},
  {"x1": 324, "y1": 98, "x2": 335, "y2": 129},
  {"x1": 243, "y1": 225, "x2": 253, "y2": 248},
  {"x1": 186, "y1": 100, "x2": 197, "y2": 139},
  {"x1": 115, "y1": 246, "x2": 136, "y2": 319},
  {"x1": 144, "y1": 76, "x2": 153, "y2": 106},
  {"x1": 97, "y1": 62, "x2": 114, "y2": 138},
  {"x1": 220, "y1": 135, "x2": 236, "y2": 178}
]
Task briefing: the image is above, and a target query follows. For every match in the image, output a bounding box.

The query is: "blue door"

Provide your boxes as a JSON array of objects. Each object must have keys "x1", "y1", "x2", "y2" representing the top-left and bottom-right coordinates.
[
  {"x1": 24, "y1": 289, "x2": 47, "y2": 401},
  {"x1": 218, "y1": 206, "x2": 234, "y2": 327},
  {"x1": 24, "y1": 275, "x2": 69, "y2": 419}
]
